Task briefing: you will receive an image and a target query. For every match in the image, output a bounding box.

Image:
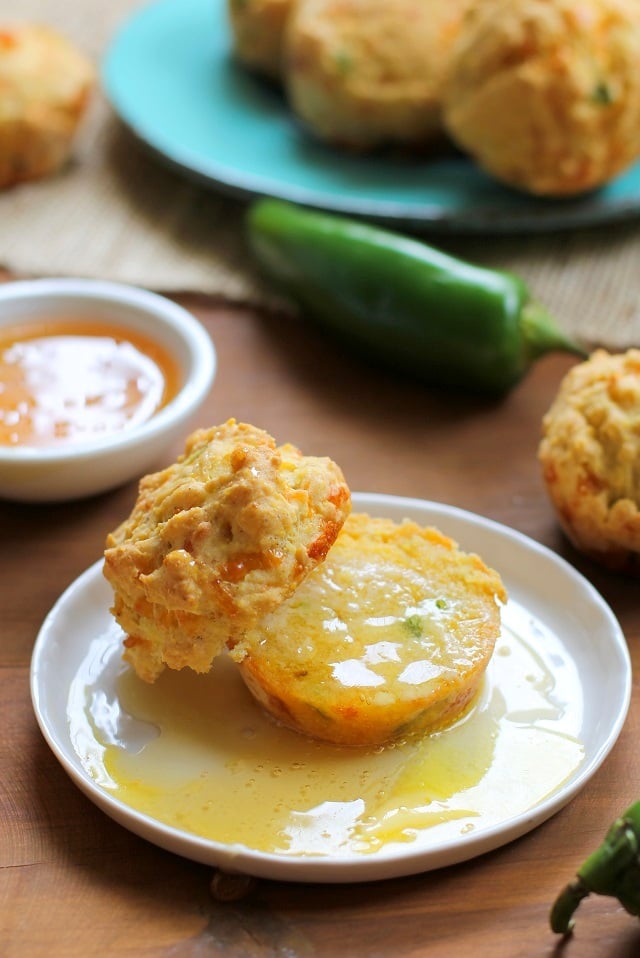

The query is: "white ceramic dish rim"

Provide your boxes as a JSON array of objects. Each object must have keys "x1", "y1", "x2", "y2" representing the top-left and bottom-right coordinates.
[
  {"x1": 0, "y1": 277, "x2": 216, "y2": 463},
  {"x1": 30, "y1": 493, "x2": 631, "y2": 884}
]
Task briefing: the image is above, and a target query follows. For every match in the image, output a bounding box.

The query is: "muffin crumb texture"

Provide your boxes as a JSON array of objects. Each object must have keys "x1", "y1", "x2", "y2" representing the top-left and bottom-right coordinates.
[
  {"x1": 233, "y1": 512, "x2": 507, "y2": 746},
  {"x1": 103, "y1": 419, "x2": 351, "y2": 682},
  {"x1": 539, "y1": 349, "x2": 640, "y2": 574},
  {"x1": 443, "y1": 0, "x2": 640, "y2": 195},
  {"x1": 283, "y1": 0, "x2": 471, "y2": 151}
]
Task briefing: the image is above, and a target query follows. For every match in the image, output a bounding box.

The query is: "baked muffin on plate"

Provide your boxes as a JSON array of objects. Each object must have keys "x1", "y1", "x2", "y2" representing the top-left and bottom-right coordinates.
[
  {"x1": 284, "y1": 0, "x2": 471, "y2": 151},
  {"x1": 0, "y1": 23, "x2": 94, "y2": 189},
  {"x1": 539, "y1": 349, "x2": 640, "y2": 574},
  {"x1": 443, "y1": 0, "x2": 640, "y2": 196},
  {"x1": 103, "y1": 419, "x2": 351, "y2": 682},
  {"x1": 227, "y1": 0, "x2": 296, "y2": 80},
  {"x1": 232, "y1": 512, "x2": 507, "y2": 746}
]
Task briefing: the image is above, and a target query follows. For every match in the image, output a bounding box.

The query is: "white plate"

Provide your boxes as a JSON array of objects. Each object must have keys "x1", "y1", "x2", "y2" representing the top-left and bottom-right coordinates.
[{"x1": 30, "y1": 493, "x2": 630, "y2": 883}]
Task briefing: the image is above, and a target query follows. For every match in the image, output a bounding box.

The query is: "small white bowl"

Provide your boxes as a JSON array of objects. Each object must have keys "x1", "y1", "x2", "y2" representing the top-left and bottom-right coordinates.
[{"x1": 0, "y1": 278, "x2": 217, "y2": 502}]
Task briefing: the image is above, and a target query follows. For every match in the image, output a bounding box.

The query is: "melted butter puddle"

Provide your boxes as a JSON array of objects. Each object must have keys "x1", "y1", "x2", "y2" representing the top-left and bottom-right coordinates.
[{"x1": 68, "y1": 600, "x2": 584, "y2": 857}]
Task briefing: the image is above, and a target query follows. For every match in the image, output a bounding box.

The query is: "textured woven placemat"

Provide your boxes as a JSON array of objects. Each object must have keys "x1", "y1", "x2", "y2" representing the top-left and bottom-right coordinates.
[{"x1": 1, "y1": 0, "x2": 640, "y2": 350}]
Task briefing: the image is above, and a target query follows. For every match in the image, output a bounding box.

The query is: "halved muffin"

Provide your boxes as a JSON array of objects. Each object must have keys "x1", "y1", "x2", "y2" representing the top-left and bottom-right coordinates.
[
  {"x1": 231, "y1": 512, "x2": 507, "y2": 746},
  {"x1": 103, "y1": 419, "x2": 351, "y2": 682}
]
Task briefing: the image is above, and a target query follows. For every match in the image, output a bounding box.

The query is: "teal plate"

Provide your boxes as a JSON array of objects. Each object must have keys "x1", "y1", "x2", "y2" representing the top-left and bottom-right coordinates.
[{"x1": 103, "y1": 0, "x2": 640, "y2": 234}]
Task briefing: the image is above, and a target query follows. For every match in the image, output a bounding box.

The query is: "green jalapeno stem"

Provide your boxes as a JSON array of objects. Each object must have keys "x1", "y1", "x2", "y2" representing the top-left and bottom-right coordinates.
[
  {"x1": 550, "y1": 801, "x2": 640, "y2": 935},
  {"x1": 247, "y1": 199, "x2": 587, "y2": 396}
]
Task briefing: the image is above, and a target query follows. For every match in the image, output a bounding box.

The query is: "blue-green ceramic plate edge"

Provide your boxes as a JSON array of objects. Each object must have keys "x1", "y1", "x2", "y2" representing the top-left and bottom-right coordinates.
[{"x1": 102, "y1": 0, "x2": 640, "y2": 234}]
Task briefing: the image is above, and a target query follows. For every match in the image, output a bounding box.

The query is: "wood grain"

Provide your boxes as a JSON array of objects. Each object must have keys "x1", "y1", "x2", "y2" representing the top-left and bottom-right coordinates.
[{"x1": 2, "y1": 298, "x2": 639, "y2": 958}]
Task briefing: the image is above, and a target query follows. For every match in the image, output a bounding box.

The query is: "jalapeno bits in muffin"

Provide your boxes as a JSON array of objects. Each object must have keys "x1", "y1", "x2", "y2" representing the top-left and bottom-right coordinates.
[{"x1": 231, "y1": 513, "x2": 507, "y2": 747}]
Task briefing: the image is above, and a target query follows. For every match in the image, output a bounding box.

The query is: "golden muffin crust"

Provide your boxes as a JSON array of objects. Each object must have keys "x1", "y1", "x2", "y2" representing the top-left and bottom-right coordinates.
[
  {"x1": 0, "y1": 23, "x2": 94, "y2": 189},
  {"x1": 539, "y1": 349, "x2": 640, "y2": 574},
  {"x1": 103, "y1": 420, "x2": 351, "y2": 682},
  {"x1": 284, "y1": 0, "x2": 470, "y2": 151},
  {"x1": 227, "y1": 0, "x2": 296, "y2": 79},
  {"x1": 443, "y1": 0, "x2": 640, "y2": 196},
  {"x1": 232, "y1": 512, "x2": 507, "y2": 747}
]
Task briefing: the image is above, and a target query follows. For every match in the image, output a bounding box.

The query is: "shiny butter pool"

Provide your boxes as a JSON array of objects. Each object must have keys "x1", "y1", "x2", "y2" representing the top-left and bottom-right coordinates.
[{"x1": 69, "y1": 598, "x2": 584, "y2": 857}]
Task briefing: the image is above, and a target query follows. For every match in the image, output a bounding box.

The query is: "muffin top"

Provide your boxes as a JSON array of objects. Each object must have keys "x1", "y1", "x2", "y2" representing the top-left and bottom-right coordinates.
[
  {"x1": 0, "y1": 23, "x2": 95, "y2": 187},
  {"x1": 539, "y1": 349, "x2": 640, "y2": 572},
  {"x1": 104, "y1": 419, "x2": 351, "y2": 680},
  {"x1": 284, "y1": 0, "x2": 470, "y2": 149},
  {"x1": 443, "y1": 0, "x2": 640, "y2": 195}
]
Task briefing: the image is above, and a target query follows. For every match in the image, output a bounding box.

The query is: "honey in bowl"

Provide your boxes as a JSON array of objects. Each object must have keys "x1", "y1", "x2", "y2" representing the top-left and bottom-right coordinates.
[{"x1": 0, "y1": 319, "x2": 181, "y2": 448}]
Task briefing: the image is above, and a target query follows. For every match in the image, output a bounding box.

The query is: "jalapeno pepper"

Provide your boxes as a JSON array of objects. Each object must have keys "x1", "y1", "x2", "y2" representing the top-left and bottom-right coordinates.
[
  {"x1": 247, "y1": 199, "x2": 586, "y2": 395},
  {"x1": 550, "y1": 800, "x2": 640, "y2": 935}
]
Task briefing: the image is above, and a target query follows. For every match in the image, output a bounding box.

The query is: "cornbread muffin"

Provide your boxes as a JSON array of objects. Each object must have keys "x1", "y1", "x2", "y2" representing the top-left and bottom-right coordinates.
[
  {"x1": 227, "y1": 0, "x2": 296, "y2": 80},
  {"x1": 539, "y1": 349, "x2": 640, "y2": 574},
  {"x1": 0, "y1": 23, "x2": 94, "y2": 189},
  {"x1": 232, "y1": 513, "x2": 507, "y2": 747},
  {"x1": 103, "y1": 420, "x2": 351, "y2": 682},
  {"x1": 284, "y1": 0, "x2": 471, "y2": 151},
  {"x1": 443, "y1": 0, "x2": 640, "y2": 196}
]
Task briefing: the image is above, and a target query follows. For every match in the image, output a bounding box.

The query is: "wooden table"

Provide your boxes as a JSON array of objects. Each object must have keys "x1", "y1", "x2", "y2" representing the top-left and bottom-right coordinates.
[{"x1": 2, "y1": 298, "x2": 639, "y2": 958}]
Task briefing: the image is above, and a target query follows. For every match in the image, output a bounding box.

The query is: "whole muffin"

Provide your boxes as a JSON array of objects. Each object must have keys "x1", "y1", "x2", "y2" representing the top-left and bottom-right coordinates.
[
  {"x1": 232, "y1": 512, "x2": 507, "y2": 747},
  {"x1": 539, "y1": 349, "x2": 640, "y2": 574},
  {"x1": 227, "y1": 0, "x2": 296, "y2": 80},
  {"x1": 0, "y1": 23, "x2": 94, "y2": 189},
  {"x1": 104, "y1": 420, "x2": 351, "y2": 682},
  {"x1": 284, "y1": 0, "x2": 471, "y2": 151},
  {"x1": 443, "y1": 0, "x2": 640, "y2": 196}
]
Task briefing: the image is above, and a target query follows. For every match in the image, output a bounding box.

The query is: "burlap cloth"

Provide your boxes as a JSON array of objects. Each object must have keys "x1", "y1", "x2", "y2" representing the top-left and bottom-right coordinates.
[{"x1": 1, "y1": 0, "x2": 640, "y2": 350}]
